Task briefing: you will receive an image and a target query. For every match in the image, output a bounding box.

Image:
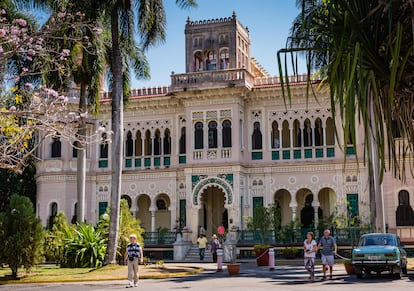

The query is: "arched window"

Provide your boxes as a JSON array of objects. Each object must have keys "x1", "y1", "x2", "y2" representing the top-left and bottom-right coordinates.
[
  {"x1": 326, "y1": 117, "x2": 335, "y2": 145},
  {"x1": 208, "y1": 121, "x2": 218, "y2": 148},
  {"x1": 100, "y1": 133, "x2": 108, "y2": 158},
  {"x1": 154, "y1": 129, "x2": 161, "y2": 155},
  {"x1": 135, "y1": 131, "x2": 142, "y2": 156},
  {"x1": 303, "y1": 119, "x2": 312, "y2": 147},
  {"x1": 179, "y1": 127, "x2": 186, "y2": 154},
  {"x1": 194, "y1": 51, "x2": 203, "y2": 72},
  {"x1": 51, "y1": 135, "x2": 61, "y2": 158},
  {"x1": 282, "y1": 120, "x2": 290, "y2": 148},
  {"x1": 72, "y1": 141, "x2": 79, "y2": 158},
  {"x1": 220, "y1": 48, "x2": 229, "y2": 69},
  {"x1": 293, "y1": 119, "x2": 301, "y2": 147},
  {"x1": 206, "y1": 50, "x2": 217, "y2": 71},
  {"x1": 396, "y1": 190, "x2": 414, "y2": 226},
  {"x1": 163, "y1": 129, "x2": 171, "y2": 155},
  {"x1": 314, "y1": 118, "x2": 323, "y2": 146},
  {"x1": 271, "y1": 121, "x2": 280, "y2": 148},
  {"x1": 144, "y1": 130, "x2": 152, "y2": 155},
  {"x1": 71, "y1": 202, "x2": 78, "y2": 224},
  {"x1": 156, "y1": 199, "x2": 167, "y2": 210},
  {"x1": 222, "y1": 120, "x2": 232, "y2": 147},
  {"x1": 252, "y1": 122, "x2": 262, "y2": 150},
  {"x1": 121, "y1": 195, "x2": 132, "y2": 209},
  {"x1": 48, "y1": 202, "x2": 58, "y2": 229},
  {"x1": 194, "y1": 122, "x2": 203, "y2": 149},
  {"x1": 125, "y1": 131, "x2": 133, "y2": 157}
]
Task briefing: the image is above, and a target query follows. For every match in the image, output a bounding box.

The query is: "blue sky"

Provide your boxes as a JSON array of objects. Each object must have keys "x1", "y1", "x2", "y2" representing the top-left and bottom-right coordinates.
[{"x1": 136, "y1": 0, "x2": 302, "y2": 88}]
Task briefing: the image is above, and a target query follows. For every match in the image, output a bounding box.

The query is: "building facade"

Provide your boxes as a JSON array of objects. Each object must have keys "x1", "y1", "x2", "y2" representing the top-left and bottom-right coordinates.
[{"x1": 36, "y1": 13, "x2": 414, "y2": 243}]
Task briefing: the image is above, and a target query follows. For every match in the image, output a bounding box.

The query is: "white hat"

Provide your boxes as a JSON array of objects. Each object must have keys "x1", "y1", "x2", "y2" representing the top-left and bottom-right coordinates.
[
  {"x1": 212, "y1": 234, "x2": 217, "y2": 239},
  {"x1": 129, "y1": 234, "x2": 137, "y2": 238}
]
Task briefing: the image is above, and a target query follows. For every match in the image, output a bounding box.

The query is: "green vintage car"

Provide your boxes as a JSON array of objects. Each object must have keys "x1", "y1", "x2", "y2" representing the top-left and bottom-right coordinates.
[{"x1": 352, "y1": 233, "x2": 407, "y2": 279}]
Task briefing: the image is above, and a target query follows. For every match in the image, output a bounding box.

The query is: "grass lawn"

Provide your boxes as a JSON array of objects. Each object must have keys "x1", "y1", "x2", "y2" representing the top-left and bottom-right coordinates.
[{"x1": 0, "y1": 264, "x2": 202, "y2": 284}]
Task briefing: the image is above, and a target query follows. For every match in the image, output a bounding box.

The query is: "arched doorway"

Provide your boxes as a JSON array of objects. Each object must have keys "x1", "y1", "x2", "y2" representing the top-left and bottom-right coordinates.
[
  {"x1": 136, "y1": 194, "x2": 151, "y2": 231},
  {"x1": 318, "y1": 187, "x2": 337, "y2": 219},
  {"x1": 154, "y1": 193, "x2": 171, "y2": 230},
  {"x1": 296, "y1": 188, "x2": 322, "y2": 228},
  {"x1": 199, "y1": 186, "x2": 227, "y2": 237},
  {"x1": 274, "y1": 189, "x2": 292, "y2": 226}
]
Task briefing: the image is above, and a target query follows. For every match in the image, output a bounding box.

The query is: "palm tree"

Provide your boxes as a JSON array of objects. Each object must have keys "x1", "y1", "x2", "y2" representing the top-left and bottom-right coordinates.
[
  {"x1": 101, "y1": 0, "x2": 197, "y2": 265},
  {"x1": 280, "y1": 0, "x2": 414, "y2": 230}
]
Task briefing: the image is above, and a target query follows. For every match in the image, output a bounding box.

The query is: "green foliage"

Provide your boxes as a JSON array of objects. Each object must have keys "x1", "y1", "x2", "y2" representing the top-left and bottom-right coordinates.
[
  {"x1": 253, "y1": 244, "x2": 271, "y2": 251},
  {"x1": 283, "y1": 247, "x2": 299, "y2": 259},
  {"x1": 246, "y1": 203, "x2": 282, "y2": 244},
  {"x1": 97, "y1": 199, "x2": 144, "y2": 262},
  {"x1": 0, "y1": 158, "x2": 36, "y2": 212},
  {"x1": 44, "y1": 211, "x2": 74, "y2": 263},
  {"x1": 0, "y1": 194, "x2": 44, "y2": 277},
  {"x1": 63, "y1": 223, "x2": 106, "y2": 268}
]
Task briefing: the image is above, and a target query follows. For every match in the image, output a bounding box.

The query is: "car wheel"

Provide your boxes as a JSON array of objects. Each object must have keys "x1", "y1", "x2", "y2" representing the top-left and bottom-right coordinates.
[
  {"x1": 356, "y1": 272, "x2": 363, "y2": 279},
  {"x1": 394, "y1": 272, "x2": 401, "y2": 279}
]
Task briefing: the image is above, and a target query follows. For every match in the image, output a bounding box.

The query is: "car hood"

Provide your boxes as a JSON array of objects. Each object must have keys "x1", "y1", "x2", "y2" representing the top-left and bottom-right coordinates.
[{"x1": 353, "y1": 246, "x2": 398, "y2": 254}]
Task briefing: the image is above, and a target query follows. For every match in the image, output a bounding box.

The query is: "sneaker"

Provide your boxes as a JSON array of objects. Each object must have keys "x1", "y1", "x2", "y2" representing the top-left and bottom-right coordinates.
[
  {"x1": 322, "y1": 275, "x2": 326, "y2": 281},
  {"x1": 126, "y1": 281, "x2": 133, "y2": 288},
  {"x1": 329, "y1": 275, "x2": 333, "y2": 280},
  {"x1": 134, "y1": 283, "x2": 138, "y2": 287}
]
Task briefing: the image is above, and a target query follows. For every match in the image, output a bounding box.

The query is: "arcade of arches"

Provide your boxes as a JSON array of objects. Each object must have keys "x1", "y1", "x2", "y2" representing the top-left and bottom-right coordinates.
[{"x1": 273, "y1": 187, "x2": 337, "y2": 228}]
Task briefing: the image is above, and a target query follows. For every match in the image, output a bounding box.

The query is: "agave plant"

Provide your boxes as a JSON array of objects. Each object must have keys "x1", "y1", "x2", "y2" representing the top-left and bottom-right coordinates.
[{"x1": 64, "y1": 223, "x2": 107, "y2": 268}]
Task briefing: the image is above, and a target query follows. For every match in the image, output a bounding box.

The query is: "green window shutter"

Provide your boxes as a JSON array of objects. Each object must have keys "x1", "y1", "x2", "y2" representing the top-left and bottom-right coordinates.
[{"x1": 346, "y1": 194, "x2": 359, "y2": 219}]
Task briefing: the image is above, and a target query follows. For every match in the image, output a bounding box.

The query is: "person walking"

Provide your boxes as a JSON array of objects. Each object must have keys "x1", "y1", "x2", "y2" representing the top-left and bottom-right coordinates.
[
  {"x1": 304, "y1": 231, "x2": 317, "y2": 281},
  {"x1": 196, "y1": 234, "x2": 208, "y2": 261},
  {"x1": 209, "y1": 234, "x2": 221, "y2": 263},
  {"x1": 124, "y1": 234, "x2": 144, "y2": 288},
  {"x1": 318, "y1": 229, "x2": 337, "y2": 280}
]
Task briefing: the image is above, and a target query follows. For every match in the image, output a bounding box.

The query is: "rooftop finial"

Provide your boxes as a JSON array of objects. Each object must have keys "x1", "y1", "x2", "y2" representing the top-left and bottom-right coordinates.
[
  {"x1": 232, "y1": 11, "x2": 236, "y2": 19},
  {"x1": 186, "y1": 16, "x2": 191, "y2": 24}
]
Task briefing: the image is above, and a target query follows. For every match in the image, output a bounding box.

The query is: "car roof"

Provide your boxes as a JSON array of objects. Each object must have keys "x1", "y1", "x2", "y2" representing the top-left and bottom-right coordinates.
[{"x1": 360, "y1": 233, "x2": 397, "y2": 238}]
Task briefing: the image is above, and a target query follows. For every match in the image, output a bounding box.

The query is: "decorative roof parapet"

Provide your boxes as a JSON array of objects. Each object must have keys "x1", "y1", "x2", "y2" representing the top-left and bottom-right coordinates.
[{"x1": 186, "y1": 11, "x2": 237, "y2": 26}]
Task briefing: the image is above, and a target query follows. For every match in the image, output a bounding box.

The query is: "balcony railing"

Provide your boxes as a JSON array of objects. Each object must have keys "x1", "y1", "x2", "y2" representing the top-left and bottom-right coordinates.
[
  {"x1": 170, "y1": 68, "x2": 255, "y2": 91},
  {"x1": 237, "y1": 227, "x2": 372, "y2": 245},
  {"x1": 142, "y1": 231, "x2": 177, "y2": 245}
]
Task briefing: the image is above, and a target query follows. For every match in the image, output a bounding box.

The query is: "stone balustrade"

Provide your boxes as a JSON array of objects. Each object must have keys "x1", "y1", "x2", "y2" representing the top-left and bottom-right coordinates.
[{"x1": 170, "y1": 68, "x2": 255, "y2": 91}]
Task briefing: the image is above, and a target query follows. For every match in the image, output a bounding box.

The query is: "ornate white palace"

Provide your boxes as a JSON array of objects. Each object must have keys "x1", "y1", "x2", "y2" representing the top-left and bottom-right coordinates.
[{"x1": 36, "y1": 13, "x2": 414, "y2": 243}]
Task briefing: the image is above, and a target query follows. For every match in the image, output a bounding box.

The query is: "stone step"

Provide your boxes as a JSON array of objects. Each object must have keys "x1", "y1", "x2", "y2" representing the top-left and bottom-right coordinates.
[{"x1": 182, "y1": 244, "x2": 214, "y2": 262}]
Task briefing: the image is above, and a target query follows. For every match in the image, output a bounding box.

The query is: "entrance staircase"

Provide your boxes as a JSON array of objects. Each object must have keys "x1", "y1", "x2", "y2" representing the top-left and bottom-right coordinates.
[{"x1": 182, "y1": 244, "x2": 213, "y2": 262}]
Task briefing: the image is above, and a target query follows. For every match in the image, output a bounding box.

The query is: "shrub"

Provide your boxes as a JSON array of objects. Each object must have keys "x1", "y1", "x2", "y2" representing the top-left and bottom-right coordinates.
[
  {"x1": 63, "y1": 223, "x2": 106, "y2": 268},
  {"x1": 97, "y1": 199, "x2": 144, "y2": 263},
  {"x1": 283, "y1": 247, "x2": 299, "y2": 259},
  {"x1": 0, "y1": 194, "x2": 44, "y2": 277},
  {"x1": 44, "y1": 211, "x2": 74, "y2": 263}
]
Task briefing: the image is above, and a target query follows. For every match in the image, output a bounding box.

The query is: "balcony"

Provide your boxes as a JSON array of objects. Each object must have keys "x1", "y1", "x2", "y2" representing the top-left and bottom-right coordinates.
[{"x1": 170, "y1": 68, "x2": 254, "y2": 92}]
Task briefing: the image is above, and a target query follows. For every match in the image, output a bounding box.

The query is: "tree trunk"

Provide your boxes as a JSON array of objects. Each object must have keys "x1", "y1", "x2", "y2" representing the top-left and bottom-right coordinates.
[
  {"x1": 368, "y1": 94, "x2": 385, "y2": 232},
  {"x1": 105, "y1": 9, "x2": 123, "y2": 265},
  {"x1": 76, "y1": 82, "x2": 87, "y2": 223}
]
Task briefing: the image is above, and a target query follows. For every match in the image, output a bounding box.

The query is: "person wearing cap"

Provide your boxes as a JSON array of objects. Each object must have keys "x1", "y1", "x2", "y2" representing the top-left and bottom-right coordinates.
[
  {"x1": 318, "y1": 229, "x2": 337, "y2": 280},
  {"x1": 304, "y1": 231, "x2": 317, "y2": 281},
  {"x1": 209, "y1": 234, "x2": 221, "y2": 263},
  {"x1": 124, "y1": 234, "x2": 143, "y2": 288}
]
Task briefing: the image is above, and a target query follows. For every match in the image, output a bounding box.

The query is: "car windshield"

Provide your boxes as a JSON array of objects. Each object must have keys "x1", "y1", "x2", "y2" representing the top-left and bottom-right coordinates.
[{"x1": 359, "y1": 236, "x2": 396, "y2": 246}]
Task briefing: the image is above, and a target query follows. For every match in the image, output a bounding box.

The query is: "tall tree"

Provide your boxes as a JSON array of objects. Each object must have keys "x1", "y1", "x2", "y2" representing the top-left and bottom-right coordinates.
[
  {"x1": 103, "y1": 0, "x2": 197, "y2": 264},
  {"x1": 280, "y1": 0, "x2": 414, "y2": 230},
  {"x1": 18, "y1": 0, "x2": 108, "y2": 223}
]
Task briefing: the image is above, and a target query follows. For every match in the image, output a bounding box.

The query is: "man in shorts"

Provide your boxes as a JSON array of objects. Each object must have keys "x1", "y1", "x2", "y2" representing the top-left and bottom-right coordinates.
[{"x1": 318, "y1": 229, "x2": 337, "y2": 280}]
